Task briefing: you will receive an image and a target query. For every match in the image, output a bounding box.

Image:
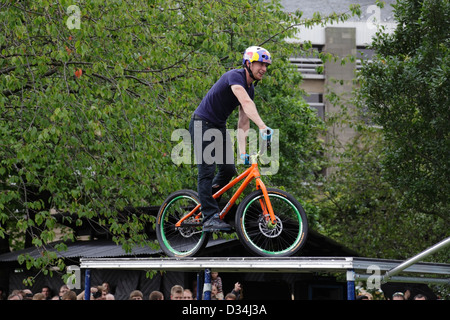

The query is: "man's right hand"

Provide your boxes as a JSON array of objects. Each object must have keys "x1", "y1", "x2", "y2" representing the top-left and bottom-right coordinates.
[{"x1": 260, "y1": 127, "x2": 274, "y2": 141}]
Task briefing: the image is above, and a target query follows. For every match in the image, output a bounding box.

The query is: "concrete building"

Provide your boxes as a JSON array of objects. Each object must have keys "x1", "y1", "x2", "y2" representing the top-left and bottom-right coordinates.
[{"x1": 281, "y1": 0, "x2": 396, "y2": 174}]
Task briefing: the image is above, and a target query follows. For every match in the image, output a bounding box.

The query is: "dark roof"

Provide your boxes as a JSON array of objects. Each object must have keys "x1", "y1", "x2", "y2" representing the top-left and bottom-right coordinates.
[
  {"x1": 0, "y1": 229, "x2": 358, "y2": 264},
  {"x1": 1, "y1": 203, "x2": 359, "y2": 264},
  {"x1": 0, "y1": 240, "x2": 158, "y2": 263}
]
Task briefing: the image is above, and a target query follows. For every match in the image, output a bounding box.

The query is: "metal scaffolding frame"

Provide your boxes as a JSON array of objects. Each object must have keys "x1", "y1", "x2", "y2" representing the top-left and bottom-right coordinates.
[{"x1": 80, "y1": 253, "x2": 450, "y2": 300}]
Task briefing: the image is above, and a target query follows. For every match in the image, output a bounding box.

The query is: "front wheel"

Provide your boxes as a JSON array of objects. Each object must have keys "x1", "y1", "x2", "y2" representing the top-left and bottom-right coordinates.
[
  {"x1": 235, "y1": 188, "x2": 308, "y2": 257},
  {"x1": 156, "y1": 189, "x2": 209, "y2": 257}
]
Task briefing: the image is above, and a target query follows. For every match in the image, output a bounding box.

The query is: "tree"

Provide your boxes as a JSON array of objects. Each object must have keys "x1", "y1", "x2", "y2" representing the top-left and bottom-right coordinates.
[
  {"x1": 318, "y1": 122, "x2": 449, "y2": 261},
  {"x1": 358, "y1": 0, "x2": 450, "y2": 222},
  {"x1": 316, "y1": 0, "x2": 449, "y2": 264},
  {"x1": 1, "y1": 0, "x2": 360, "y2": 279}
]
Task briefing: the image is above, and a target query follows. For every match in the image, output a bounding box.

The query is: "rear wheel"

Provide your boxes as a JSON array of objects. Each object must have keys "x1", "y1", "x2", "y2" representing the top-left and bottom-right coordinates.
[
  {"x1": 235, "y1": 188, "x2": 308, "y2": 257},
  {"x1": 156, "y1": 189, "x2": 209, "y2": 257}
]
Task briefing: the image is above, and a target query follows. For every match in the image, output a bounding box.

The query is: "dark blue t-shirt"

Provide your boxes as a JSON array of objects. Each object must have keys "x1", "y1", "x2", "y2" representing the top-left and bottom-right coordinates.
[{"x1": 194, "y1": 68, "x2": 254, "y2": 127}]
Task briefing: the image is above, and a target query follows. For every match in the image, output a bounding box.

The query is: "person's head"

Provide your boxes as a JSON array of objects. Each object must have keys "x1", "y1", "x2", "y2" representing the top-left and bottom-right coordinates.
[
  {"x1": 149, "y1": 290, "x2": 164, "y2": 300},
  {"x1": 61, "y1": 290, "x2": 77, "y2": 300},
  {"x1": 211, "y1": 272, "x2": 219, "y2": 280},
  {"x1": 41, "y1": 286, "x2": 51, "y2": 298},
  {"x1": 170, "y1": 285, "x2": 184, "y2": 300},
  {"x1": 32, "y1": 293, "x2": 45, "y2": 300},
  {"x1": 183, "y1": 289, "x2": 193, "y2": 300},
  {"x1": 102, "y1": 282, "x2": 111, "y2": 293},
  {"x1": 211, "y1": 284, "x2": 218, "y2": 296},
  {"x1": 242, "y1": 46, "x2": 272, "y2": 82},
  {"x1": 225, "y1": 293, "x2": 236, "y2": 300},
  {"x1": 99, "y1": 286, "x2": 108, "y2": 299},
  {"x1": 8, "y1": 293, "x2": 22, "y2": 300},
  {"x1": 59, "y1": 284, "x2": 69, "y2": 296},
  {"x1": 22, "y1": 289, "x2": 33, "y2": 300},
  {"x1": 392, "y1": 292, "x2": 405, "y2": 300},
  {"x1": 91, "y1": 285, "x2": 107, "y2": 300},
  {"x1": 414, "y1": 294, "x2": 427, "y2": 300},
  {"x1": 129, "y1": 290, "x2": 143, "y2": 300}
]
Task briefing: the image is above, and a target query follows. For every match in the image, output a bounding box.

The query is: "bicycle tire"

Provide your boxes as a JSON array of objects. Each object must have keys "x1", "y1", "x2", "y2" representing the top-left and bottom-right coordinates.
[
  {"x1": 235, "y1": 188, "x2": 308, "y2": 257},
  {"x1": 156, "y1": 189, "x2": 209, "y2": 257}
]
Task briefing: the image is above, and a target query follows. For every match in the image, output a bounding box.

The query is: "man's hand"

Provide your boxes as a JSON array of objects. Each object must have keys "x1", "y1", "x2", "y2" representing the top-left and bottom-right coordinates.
[
  {"x1": 260, "y1": 127, "x2": 274, "y2": 140},
  {"x1": 240, "y1": 153, "x2": 250, "y2": 165}
]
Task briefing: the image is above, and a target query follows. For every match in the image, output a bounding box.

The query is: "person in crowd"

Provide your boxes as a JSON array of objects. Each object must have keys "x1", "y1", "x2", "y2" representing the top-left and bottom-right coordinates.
[
  {"x1": 170, "y1": 285, "x2": 184, "y2": 300},
  {"x1": 183, "y1": 288, "x2": 194, "y2": 300},
  {"x1": 21, "y1": 289, "x2": 33, "y2": 300},
  {"x1": 230, "y1": 282, "x2": 241, "y2": 300},
  {"x1": 58, "y1": 284, "x2": 70, "y2": 299},
  {"x1": 211, "y1": 272, "x2": 224, "y2": 300},
  {"x1": 102, "y1": 282, "x2": 112, "y2": 295},
  {"x1": 129, "y1": 290, "x2": 144, "y2": 300},
  {"x1": 211, "y1": 284, "x2": 222, "y2": 300},
  {"x1": 225, "y1": 293, "x2": 237, "y2": 300},
  {"x1": 392, "y1": 292, "x2": 406, "y2": 300},
  {"x1": 61, "y1": 290, "x2": 77, "y2": 300},
  {"x1": 149, "y1": 290, "x2": 164, "y2": 300},
  {"x1": 33, "y1": 293, "x2": 45, "y2": 300},
  {"x1": 41, "y1": 285, "x2": 52, "y2": 300}
]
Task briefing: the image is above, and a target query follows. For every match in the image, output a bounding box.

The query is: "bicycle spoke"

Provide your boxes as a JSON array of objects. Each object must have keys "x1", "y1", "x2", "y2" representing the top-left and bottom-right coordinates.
[
  {"x1": 157, "y1": 193, "x2": 208, "y2": 256},
  {"x1": 241, "y1": 193, "x2": 303, "y2": 255}
]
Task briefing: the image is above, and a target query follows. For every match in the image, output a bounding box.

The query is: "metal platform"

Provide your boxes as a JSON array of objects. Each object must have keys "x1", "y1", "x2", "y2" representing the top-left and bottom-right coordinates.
[
  {"x1": 80, "y1": 256, "x2": 450, "y2": 284},
  {"x1": 79, "y1": 238, "x2": 450, "y2": 300}
]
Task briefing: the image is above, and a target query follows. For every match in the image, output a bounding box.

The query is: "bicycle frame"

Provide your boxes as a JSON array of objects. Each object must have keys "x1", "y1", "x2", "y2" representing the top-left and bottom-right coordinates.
[{"x1": 174, "y1": 160, "x2": 276, "y2": 228}]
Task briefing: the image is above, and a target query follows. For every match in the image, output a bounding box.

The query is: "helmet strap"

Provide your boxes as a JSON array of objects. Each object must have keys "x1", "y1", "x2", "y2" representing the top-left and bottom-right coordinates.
[{"x1": 244, "y1": 62, "x2": 259, "y2": 86}]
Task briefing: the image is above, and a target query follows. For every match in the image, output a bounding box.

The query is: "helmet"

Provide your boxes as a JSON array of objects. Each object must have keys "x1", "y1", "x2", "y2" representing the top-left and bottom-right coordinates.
[{"x1": 242, "y1": 46, "x2": 272, "y2": 65}]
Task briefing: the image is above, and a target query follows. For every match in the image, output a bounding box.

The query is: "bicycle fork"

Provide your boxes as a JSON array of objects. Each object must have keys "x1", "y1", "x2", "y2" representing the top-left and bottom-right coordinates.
[{"x1": 255, "y1": 177, "x2": 277, "y2": 226}]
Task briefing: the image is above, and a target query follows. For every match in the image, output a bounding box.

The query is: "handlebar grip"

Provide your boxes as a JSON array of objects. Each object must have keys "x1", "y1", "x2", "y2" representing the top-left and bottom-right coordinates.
[{"x1": 260, "y1": 127, "x2": 274, "y2": 141}]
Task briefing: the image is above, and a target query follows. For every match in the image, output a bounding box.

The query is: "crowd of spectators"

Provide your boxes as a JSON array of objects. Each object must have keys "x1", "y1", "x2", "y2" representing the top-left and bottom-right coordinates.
[
  {"x1": 2, "y1": 277, "x2": 429, "y2": 300},
  {"x1": 1, "y1": 272, "x2": 242, "y2": 301}
]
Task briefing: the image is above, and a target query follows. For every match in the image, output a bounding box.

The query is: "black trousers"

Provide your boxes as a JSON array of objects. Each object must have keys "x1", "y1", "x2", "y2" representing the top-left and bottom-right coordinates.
[{"x1": 189, "y1": 115, "x2": 236, "y2": 218}]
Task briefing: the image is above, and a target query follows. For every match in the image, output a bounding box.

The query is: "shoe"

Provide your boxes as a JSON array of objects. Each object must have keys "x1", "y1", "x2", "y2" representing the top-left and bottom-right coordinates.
[{"x1": 203, "y1": 214, "x2": 231, "y2": 232}]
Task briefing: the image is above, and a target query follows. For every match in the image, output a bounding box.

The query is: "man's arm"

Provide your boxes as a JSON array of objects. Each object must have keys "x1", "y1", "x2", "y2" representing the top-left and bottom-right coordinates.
[
  {"x1": 231, "y1": 85, "x2": 266, "y2": 130},
  {"x1": 237, "y1": 106, "x2": 249, "y2": 155}
]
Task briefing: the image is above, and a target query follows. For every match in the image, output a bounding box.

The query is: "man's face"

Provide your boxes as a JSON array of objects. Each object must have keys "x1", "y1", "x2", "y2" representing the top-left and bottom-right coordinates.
[
  {"x1": 42, "y1": 287, "x2": 50, "y2": 297},
  {"x1": 249, "y1": 61, "x2": 269, "y2": 80},
  {"x1": 183, "y1": 291, "x2": 193, "y2": 300},
  {"x1": 171, "y1": 292, "x2": 183, "y2": 300}
]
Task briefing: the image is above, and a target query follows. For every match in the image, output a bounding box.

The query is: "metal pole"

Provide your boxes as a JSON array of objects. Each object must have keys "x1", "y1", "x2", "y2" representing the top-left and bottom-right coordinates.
[
  {"x1": 203, "y1": 268, "x2": 211, "y2": 300},
  {"x1": 346, "y1": 270, "x2": 355, "y2": 300},
  {"x1": 383, "y1": 237, "x2": 450, "y2": 283},
  {"x1": 355, "y1": 274, "x2": 450, "y2": 285},
  {"x1": 84, "y1": 269, "x2": 91, "y2": 300}
]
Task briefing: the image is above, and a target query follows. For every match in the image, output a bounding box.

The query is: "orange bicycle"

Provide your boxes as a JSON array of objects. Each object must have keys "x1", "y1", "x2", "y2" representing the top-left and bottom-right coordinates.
[{"x1": 156, "y1": 152, "x2": 308, "y2": 257}]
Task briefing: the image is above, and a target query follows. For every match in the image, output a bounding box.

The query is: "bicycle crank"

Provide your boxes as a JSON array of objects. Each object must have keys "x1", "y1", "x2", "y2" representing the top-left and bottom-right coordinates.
[{"x1": 177, "y1": 218, "x2": 203, "y2": 237}]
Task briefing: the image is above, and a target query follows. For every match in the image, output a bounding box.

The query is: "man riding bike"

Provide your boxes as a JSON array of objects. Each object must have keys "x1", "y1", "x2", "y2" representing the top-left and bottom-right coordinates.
[{"x1": 189, "y1": 46, "x2": 274, "y2": 232}]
